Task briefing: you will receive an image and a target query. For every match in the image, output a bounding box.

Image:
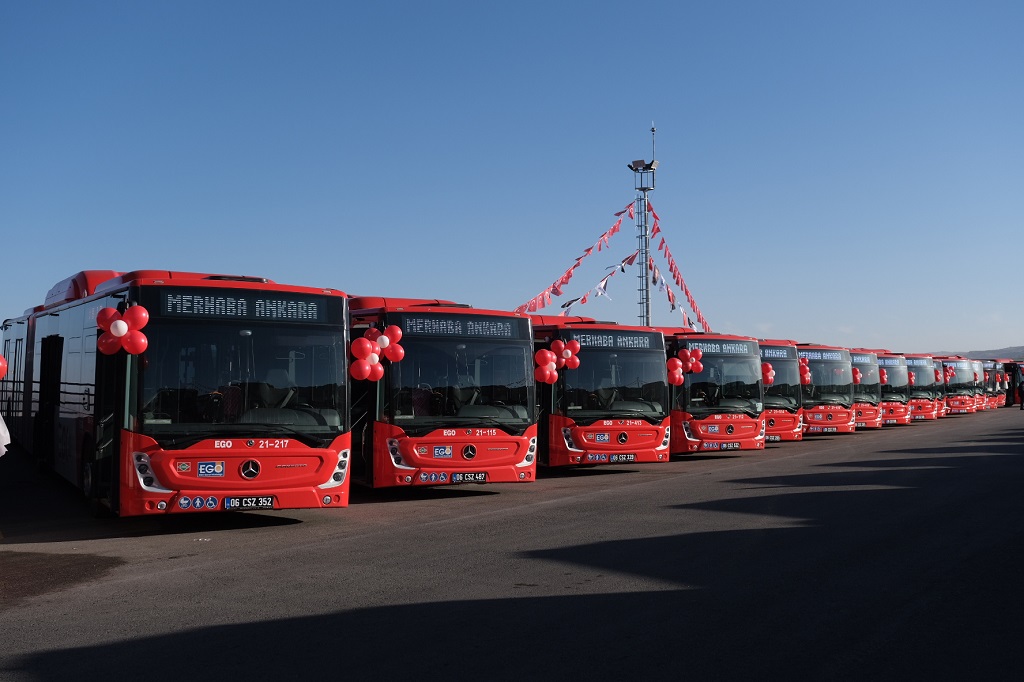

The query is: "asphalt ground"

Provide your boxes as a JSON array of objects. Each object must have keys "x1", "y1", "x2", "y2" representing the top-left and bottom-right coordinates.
[{"x1": 2, "y1": 407, "x2": 1023, "y2": 681}]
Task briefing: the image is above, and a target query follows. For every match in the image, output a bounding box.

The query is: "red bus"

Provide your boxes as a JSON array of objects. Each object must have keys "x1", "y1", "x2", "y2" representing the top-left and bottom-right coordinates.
[
  {"x1": 665, "y1": 331, "x2": 765, "y2": 453},
  {"x1": 876, "y1": 351, "x2": 913, "y2": 425},
  {"x1": 797, "y1": 344, "x2": 856, "y2": 435},
  {"x1": 980, "y1": 359, "x2": 1006, "y2": 409},
  {"x1": 936, "y1": 356, "x2": 977, "y2": 415},
  {"x1": 758, "y1": 339, "x2": 804, "y2": 442},
  {"x1": 904, "y1": 353, "x2": 942, "y2": 420},
  {"x1": 970, "y1": 359, "x2": 987, "y2": 411},
  {"x1": 0, "y1": 270, "x2": 352, "y2": 516},
  {"x1": 850, "y1": 350, "x2": 883, "y2": 429},
  {"x1": 530, "y1": 317, "x2": 671, "y2": 467},
  {"x1": 347, "y1": 297, "x2": 537, "y2": 487}
]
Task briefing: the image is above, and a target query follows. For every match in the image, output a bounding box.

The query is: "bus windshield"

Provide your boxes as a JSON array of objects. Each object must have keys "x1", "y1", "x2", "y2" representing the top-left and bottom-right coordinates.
[
  {"x1": 561, "y1": 348, "x2": 669, "y2": 421},
  {"x1": 763, "y1": 357, "x2": 801, "y2": 411},
  {"x1": 136, "y1": 319, "x2": 348, "y2": 447},
  {"x1": 681, "y1": 354, "x2": 762, "y2": 418},
  {"x1": 388, "y1": 336, "x2": 535, "y2": 433},
  {"x1": 880, "y1": 363, "x2": 910, "y2": 403},
  {"x1": 943, "y1": 361, "x2": 974, "y2": 395},
  {"x1": 803, "y1": 360, "x2": 854, "y2": 408},
  {"x1": 852, "y1": 361, "x2": 881, "y2": 405}
]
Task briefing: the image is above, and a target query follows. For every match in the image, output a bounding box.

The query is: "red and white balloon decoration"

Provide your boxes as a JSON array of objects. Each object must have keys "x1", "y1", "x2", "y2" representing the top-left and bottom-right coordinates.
[
  {"x1": 97, "y1": 306, "x2": 150, "y2": 355},
  {"x1": 534, "y1": 339, "x2": 581, "y2": 384},
  {"x1": 852, "y1": 367, "x2": 862, "y2": 385},
  {"x1": 934, "y1": 369, "x2": 942, "y2": 383},
  {"x1": 908, "y1": 371, "x2": 916, "y2": 386},
  {"x1": 350, "y1": 325, "x2": 404, "y2": 381},
  {"x1": 0, "y1": 353, "x2": 7, "y2": 380},
  {"x1": 668, "y1": 347, "x2": 704, "y2": 386},
  {"x1": 879, "y1": 368, "x2": 888, "y2": 385},
  {"x1": 799, "y1": 357, "x2": 812, "y2": 385},
  {"x1": 761, "y1": 361, "x2": 775, "y2": 386}
]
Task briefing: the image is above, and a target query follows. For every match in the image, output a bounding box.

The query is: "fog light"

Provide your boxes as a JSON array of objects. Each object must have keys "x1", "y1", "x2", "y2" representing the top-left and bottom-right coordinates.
[
  {"x1": 322, "y1": 496, "x2": 331, "y2": 505},
  {"x1": 157, "y1": 500, "x2": 167, "y2": 510}
]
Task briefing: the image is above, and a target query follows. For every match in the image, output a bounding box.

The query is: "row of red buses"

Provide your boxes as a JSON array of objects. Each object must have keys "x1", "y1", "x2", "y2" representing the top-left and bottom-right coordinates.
[{"x1": 4, "y1": 271, "x2": 1017, "y2": 517}]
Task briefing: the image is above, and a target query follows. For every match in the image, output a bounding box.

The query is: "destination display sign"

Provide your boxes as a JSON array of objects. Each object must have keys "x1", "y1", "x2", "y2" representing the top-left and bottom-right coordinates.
[
  {"x1": 799, "y1": 349, "x2": 849, "y2": 361},
  {"x1": 563, "y1": 330, "x2": 664, "y2": 350},
  {"x1": 158, "y1": 289, "x2": 330, "y2": 322},
  {"x1": 878, "y1": 357, "x2": 906, "y2": 366},
  {"x1": 851, "y1": 353, "x2": 877, "y2": 364},
  {"x1": 906, "y1": 358, "x2": 933, "y2": 367},
  {"x1": 688, "y1": 340, "x2": 756, "y2": 355},
  {"x1": 760, "y1": 345, "x2": 796, "y2": 360},
  {"x1": 393, "y1": 313, "x2": 530, "y2": 339}
]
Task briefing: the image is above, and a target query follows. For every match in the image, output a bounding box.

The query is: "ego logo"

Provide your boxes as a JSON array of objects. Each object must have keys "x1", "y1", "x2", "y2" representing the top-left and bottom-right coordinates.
[
  {"x1": 214, "y1": 440, "x2": 233, "y2": 449},
  {"x1": 198, "y1": 461, "x2": 226, "y2": 477}
]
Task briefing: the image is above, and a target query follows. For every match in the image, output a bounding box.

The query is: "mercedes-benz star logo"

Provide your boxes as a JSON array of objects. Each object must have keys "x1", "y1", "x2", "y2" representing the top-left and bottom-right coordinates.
[
  {"x1": 462, "y1": 445, "x2": 477, "y2": 460},
  {"x1": 240, "y1": 460, "x2": 261, "y2": 479},
  {"x1": 617, "y1": 432, "x2": 629, "y2": 444}
]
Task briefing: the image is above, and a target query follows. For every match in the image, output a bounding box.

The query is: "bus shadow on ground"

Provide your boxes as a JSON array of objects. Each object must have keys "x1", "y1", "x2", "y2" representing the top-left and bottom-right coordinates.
[{"x1": 5, "y1": 447, "x2": 1024, "y2": 681}]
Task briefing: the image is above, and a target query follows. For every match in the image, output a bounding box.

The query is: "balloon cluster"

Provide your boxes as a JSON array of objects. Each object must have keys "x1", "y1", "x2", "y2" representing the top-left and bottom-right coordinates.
[
  {"x1": 944, "y1": 366, "x2": 956, "y2": 383},
  {"x1": 973, "y1": 371, "x2": 979, "y2": 382},
  {"x1": 934, "y1": 369, "x2": 942, "y2": 383},
  {"x1": 350, "y1": 326, "x2": 404, "y2": 381},
  {"x1": 0, "y1": 353, "x2": 7, "y2": 380},
  {"x1": 761, "y1": 362, "x2": 776, "y2": 386},
  {"x1": 534, "y1": 339, "x2": 580, "y2": 384},
  {"x1": 97, "y1": 306, "x2": 150, "y2": 355},
  {"x1": 799, "y1": 358, "x2": 811, "y2": 385},
  {"x1": 666, "y1": 348, "x2": 704, "y2": 386},
  {"x1": 984, "y1": 371, "x2": 990, "y2": 383},
  {"x1": 879, "y1": 368, "x2": 888, "y2": 385},
  {"x1": 908, "y1": 371, "x2": 916, "y2": 386},
  {"x1": 852, "y1": 367, "x2": 862, "y2": 385}
]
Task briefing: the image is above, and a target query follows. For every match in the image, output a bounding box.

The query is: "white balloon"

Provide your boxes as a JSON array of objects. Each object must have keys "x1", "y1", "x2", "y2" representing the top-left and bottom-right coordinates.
[
  {"x1": 377, "y1": 336, "x2": 391, "y2": 349},
  {"x1": 368, "y1": 353, "x2": 380, "y2": 364},
  {"x1": 110, "y1": 320, "x2": 129, "y2": 338},
  {"x1": 547, "y1": 362, "x2": 557, "y2": 371}
]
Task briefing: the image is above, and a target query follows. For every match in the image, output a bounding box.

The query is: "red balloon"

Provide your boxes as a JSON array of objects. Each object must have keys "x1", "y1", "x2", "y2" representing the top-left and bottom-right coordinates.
[
  {"x1": 122, "y1": 305, "x2": 150, "y2": 331},
  {"x1": 909, "y1": 371, "x2": 916, "y2": 386},
  {"x1": 565, "y1": 355, "x2": 580, "y2": 370},
  {"x1": 690, "y1": 348, "x2": 703, "y2": 361},
  {"x1": 97, "y1": 333, "x2": 122, "y2": 355},
  {"x1": 368, "y1": 362, "x2": 385, "y2": 382},
  {"x1": 546, "y1": 369, "x2": 559, "y2": 384},
  {"x1": 121, "y1": 330, "x2": 149, "y2": 355},
  {"x1": 363, "y1": 328, "x2": 381, "y2": 340},
  {"x1": 0, "y1": 354, "x2": 7, "y2": 380},
  {"x1": 801, "y1": 374, "x2": 812, "y2": 385},
  {"x1": 565, "y1": 340, "x2": 580, "y2": 355},
  {"x1": 96, "y1": 308, "x2": 120, "y2": 332},
  {"x1": 669, "y1": 371, "x2": 684, "y2": 386},
  {"x1": 383, "y1": 342, "x2": 405, "y2": 362},
  {"x1": 761, "y1": 362, "x2": 772, "y2": 373},
  {"x1": 384, "y1": 325, "x2": 402, "y2": 343},
  {"x1": 690, "y1": 360, "x2": 703, "y2": 374},
  {"x1": 534, "y1": 366, "x2": 550, "y2": 383},
  {"x1": 667, "y1": 358, "x2": 683, "y2": 372},
  {"x1": 550, "y1": 340, "x2": 565, "y2": 355},
  {"x1": 534, "y1": 349, "x2": 555, "y2": 366},
  {"x1": 677, "y1": 349, "x2": 691, "y2": 362},
  {"x1": 351, "y1": 337, "x2": 373, "y2": 359},
  {"x1": 349, "y1": 359, "x2": 372, "y2": 380}
]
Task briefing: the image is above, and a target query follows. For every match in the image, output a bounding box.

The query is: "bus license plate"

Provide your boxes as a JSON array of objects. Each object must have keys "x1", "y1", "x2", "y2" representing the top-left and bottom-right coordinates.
[
  {"x1": 610, "y1": 454, "x2": 636, "y2": 462},
  {"x1": 822, "y1": 427, "x2": 838, "y2": 433},
  {"x1": 721, "y1": 442, "x2": 741, "y2": 450},
  {"x1": 451, "y1": 472, "x2": 487, "y2": 483},
  {"x1": 224, "y1": 496, "x2": 275, "y2": 510},
  {"x1": 766, "y1": 435, "x2": 781, "y2": 442}
]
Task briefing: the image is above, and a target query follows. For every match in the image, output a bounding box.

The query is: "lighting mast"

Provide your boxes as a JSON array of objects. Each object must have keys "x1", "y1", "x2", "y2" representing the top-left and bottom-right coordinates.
[{"x1": 627, "y1": 125, "x2": 658, "y2": 326}]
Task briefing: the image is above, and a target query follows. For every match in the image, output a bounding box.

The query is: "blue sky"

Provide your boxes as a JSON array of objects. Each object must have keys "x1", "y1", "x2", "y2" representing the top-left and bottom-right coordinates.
[{"x1": 2, "y1": 1, "x2": 1021, "y2": 354}]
